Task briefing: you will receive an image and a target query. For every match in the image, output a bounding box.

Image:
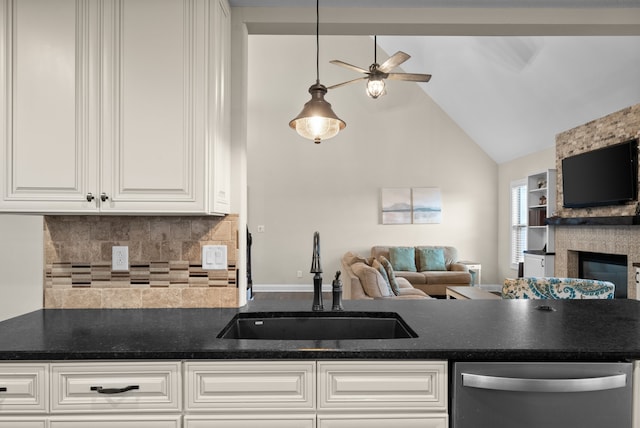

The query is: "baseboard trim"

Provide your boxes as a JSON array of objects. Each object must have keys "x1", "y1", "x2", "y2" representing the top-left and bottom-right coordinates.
[{"x1": 252, "y1": 283, "x2": 332, "y2": 293}]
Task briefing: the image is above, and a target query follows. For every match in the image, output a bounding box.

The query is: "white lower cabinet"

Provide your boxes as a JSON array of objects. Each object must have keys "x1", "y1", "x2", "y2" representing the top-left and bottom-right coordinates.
[
  {"x1": 317, "y1": 414, "x2": 447, "y2": 428},
  {"x1": 0, "y1": 359, "x2": 449, "y2": 427},
  {"x1": 0, "y1": 418, "x2": 47, "y2": 428},
  {"x1": 523, "y1": 253, "x2": 554, "y2": 277},
  {"x1": 50, "y1": 362, "x2": 181, "y2": 413},
  {"x1": 184, "y1": 360, "x2": 448, "y2": 427},
  {"x1": 0, "y1": 363, "x2": 48, "y2": 414},
  {"x1": 184, "y1": 414, "x2": 317, "y2": 428},
  {"x1": 48, "y1": 415, "x2": 181, "y2": 428}
]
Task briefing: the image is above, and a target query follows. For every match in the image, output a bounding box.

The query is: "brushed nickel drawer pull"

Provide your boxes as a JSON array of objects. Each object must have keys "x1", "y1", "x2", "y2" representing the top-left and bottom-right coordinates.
[{"x1": 90, "y1": 385, "x2": 140, "y2": 394}]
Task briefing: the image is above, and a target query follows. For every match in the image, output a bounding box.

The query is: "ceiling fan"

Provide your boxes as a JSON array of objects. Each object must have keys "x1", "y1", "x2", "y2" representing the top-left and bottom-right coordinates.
[{"x1": 328, "y1": 36, "x2": 432, "y2": 99}]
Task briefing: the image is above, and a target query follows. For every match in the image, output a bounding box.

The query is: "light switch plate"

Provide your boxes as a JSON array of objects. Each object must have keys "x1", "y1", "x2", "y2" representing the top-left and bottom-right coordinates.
[{"x1": 202, "y1": 245, "x2": 227, "y2": 270}]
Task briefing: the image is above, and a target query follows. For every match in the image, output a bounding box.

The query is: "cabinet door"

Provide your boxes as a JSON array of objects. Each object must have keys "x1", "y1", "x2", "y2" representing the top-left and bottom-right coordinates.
[
  {"x1": 50, "y1": 361, "x2": 181, "y2": 413},
  {"x1": 208, "y1": 0, "x2": 230, "y2": 215},
  {"x1": 318, "y1": 361, "x2": 447, "y2": 412},
  {"x1": 0, "y1": 363, "x2": 48, "y2": 414},
  {"x1": 185, "y1": 361, "x2": 315, "y2": 411},
  {"x1": 524, "y1": 254, "x2": 554, "y2": 277},
  {"x1": 184, "y1": 414, "x2": 316, "y2": 428},
  {"x1": 0, "y1": 418, "x2": 46, "y2": 428},
  {"x1": 100, "y1": 0, "x2": 207, "y2": 213},
  {"x1": 317, "y1": 414, "x2": 448, "y2": 428},
  {"x1": 49, "y1": 415, "x2": 181, "y2": 428},
  {"x1": 0, "y1": 0, "x2": 99, "y2": 212}
]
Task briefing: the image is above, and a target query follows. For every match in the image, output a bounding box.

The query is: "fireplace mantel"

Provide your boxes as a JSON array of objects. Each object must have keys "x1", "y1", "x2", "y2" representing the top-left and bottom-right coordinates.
[{"x1": 546, "y1": 216, "x2": 640, "y2": 226}]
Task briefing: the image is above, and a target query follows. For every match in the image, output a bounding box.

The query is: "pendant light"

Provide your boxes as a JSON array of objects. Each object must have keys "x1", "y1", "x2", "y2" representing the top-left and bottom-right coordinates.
[{"x1": 289, "y1": 0, "x2": 346, "y2": 144}]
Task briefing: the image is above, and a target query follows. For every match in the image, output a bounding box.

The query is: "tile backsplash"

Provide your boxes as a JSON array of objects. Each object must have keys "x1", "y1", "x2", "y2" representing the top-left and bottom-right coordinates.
[{"x1": 44, "y1": 214, "x2": 239, "y2": 309}]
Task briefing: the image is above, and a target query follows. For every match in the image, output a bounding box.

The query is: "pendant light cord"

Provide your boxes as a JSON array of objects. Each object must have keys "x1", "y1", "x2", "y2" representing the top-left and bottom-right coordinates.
[
  {"x1": 374, "y1": 35, "x2": 377, "y2": 64},
  {"x1": 316, "y1": 0, "x2": 320, "y2": 83}
]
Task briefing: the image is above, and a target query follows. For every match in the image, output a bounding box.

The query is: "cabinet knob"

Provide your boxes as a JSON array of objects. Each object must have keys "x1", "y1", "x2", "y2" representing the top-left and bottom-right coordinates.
[
  {"x1": 86, "y1": 193, "x2": 95, "y2": 202},
  {"x1": 100, "y1": 193, "x2": 109, "y2": 202}
]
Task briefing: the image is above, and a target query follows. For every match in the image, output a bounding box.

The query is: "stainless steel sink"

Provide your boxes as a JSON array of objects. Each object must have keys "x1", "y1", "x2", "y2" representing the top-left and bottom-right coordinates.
[{"x1": 217, "y1": 311, "x2": 418, "y2": 340}]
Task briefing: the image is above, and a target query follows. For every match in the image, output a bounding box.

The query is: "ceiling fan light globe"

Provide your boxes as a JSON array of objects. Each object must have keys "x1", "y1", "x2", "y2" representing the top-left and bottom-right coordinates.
[
  {"x1": 290, "y1": 82, "x2": 346, "y2": 143},
  {"x1": 366, "y1": 79, "x2": 386, "y2": 99}
]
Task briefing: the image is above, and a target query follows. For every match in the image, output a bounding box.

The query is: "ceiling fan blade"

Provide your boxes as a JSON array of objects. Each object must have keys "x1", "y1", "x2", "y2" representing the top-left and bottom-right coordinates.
[
  {"x1": 387, "y1": 73, "x2": 432, "y2": 82},
  {"x1": 329, "y1": 59, "x2": 369, "y2": 74},
  {"x1": 327, "y1": 76, "x2": 367, "y2": 90},
  {"x1": 378, "y1": 51, "x2": 410, "y2": 73}
]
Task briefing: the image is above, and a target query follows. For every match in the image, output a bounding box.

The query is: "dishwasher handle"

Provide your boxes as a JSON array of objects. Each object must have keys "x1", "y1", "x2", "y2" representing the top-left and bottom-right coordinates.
[{"x1": 462, "y1": 372, "x2": 627, "y2": 393}]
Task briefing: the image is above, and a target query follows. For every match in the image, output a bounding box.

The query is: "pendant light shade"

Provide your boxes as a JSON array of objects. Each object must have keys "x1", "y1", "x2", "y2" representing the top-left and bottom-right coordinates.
[
  {"x1": 289, "y1": 0, "x2": 345, "y2": 144},
  {"x1": 289, "y1": 81, "x2": 346, "y2": 143}
]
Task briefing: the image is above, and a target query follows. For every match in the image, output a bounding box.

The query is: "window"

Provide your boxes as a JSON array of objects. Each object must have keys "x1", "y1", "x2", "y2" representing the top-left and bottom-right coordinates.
[{"x1": 510, "y1": 179, "x2": 527, "y2": 269}]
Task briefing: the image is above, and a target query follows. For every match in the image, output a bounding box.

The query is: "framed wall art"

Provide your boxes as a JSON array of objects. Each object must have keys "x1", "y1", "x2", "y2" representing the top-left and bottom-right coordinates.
[{"x1": 381, "y1": 187, "x2": 442, "y2": 225}]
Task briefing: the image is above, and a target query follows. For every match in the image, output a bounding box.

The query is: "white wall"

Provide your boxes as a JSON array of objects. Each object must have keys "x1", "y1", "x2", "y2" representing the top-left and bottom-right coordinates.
[
  {"x1": 497, "y1": 146, "x2": 556, "y2": 282},
  {"x1": 247, "y1": 35, "x2": 498, "y2": 288},
  {"x1": 0, "y1": 215, "x2": 43, "y2": 321}
]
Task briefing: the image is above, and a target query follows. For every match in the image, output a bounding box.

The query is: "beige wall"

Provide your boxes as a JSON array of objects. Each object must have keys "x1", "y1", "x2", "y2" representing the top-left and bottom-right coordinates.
[
  {"x1": 0, "y1": 215, "x2": 43, "y2": 321},
  {"x1": 497, "y1": 147, "x2": 556, "y2": 282},
  {"x1": 247, "y1": 35, "x2": 498, "y2": 289}
]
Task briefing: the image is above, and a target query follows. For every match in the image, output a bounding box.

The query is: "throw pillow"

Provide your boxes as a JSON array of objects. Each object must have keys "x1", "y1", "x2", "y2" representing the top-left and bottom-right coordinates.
[
  {"x1": 372, "y1": 259, "x2": 394, "y2": 296},
  {"x1": 379, "y1": 256, "x2": 401, "y2": 296},
  {"x1": 351, "y1": 262, "x2": 394, "y2": 298},
  {"x1": 418, "y1": 247, "x2": 447, "y2": 271},
  {"x1": 389, "y1": 247, "x2": 417, "y2": 272}
]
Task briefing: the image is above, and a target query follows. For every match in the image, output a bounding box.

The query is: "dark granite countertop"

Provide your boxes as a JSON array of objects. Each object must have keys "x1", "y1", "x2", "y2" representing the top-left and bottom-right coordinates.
[{"x1": 0, "y1": 299, "x2": 639, "y2": 361}]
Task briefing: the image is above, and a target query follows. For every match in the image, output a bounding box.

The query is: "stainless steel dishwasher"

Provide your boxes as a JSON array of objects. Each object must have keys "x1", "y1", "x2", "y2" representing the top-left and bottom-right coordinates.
[{"x1": 452, "y1": 362, "x2": 632, "y2": 428}]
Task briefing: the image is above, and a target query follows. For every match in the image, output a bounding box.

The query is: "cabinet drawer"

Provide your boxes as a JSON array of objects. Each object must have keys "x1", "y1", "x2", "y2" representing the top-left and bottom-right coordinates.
[
  {"x1": 318, "y1": 361, "x2": 447, "y2": 411},
  {"x1": 51, "y1": 362, "x2": 181, "y2": 413},
  {"x1": 185, "y1": 361, "x2": 315, "y2": 411},
  {"x1": 0, "y1": 418, "x2": 46, "y2": 428},
  {"x1": 184, "y1": 414, "x2": 316, "y2": 428},
  {"x1": 0, "y1": 363, "x2": 48, "y2": 413},
  {"x1": 317, "y1": 413, "x2": 447, "y2": 428},
  {"x1": 49, "y1": 415, "x2": 181, "y2": 428}
]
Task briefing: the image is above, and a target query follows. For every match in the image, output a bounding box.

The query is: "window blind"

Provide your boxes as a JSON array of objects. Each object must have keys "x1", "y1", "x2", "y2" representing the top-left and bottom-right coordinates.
[{"x1": 511, "y1": 181, "x2": 527, "y2": 266}]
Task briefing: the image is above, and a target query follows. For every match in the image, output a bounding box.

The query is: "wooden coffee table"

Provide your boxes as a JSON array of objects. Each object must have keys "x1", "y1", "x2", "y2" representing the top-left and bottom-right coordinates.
[{"x1": 446, "y1": 286, "x2": 501, "y2": 300}]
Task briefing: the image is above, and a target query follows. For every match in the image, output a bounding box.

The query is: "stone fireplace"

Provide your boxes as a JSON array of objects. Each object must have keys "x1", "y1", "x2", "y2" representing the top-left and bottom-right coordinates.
[{"x1": 553, "y1": 104, "x2": 640, "y2": 300}]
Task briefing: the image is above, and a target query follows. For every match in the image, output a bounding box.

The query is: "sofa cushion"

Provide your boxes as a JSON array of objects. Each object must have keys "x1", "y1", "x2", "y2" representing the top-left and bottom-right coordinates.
[
  {"x1": 417, "y1": 247, "x2": 446, "y2": 271},
  {"x1": 424, "y1": 270, "x2": 471, "y2": 285},
  {"x1": 389, "y1": 247, "x2": 417, "y2": 272},
  {"x1": 395, "y1": 271, "x2": 427, "y2": 284},
  {"x1": 351, "y1": 262, "x2": 394, "y2": 297},
  {"x1": 397, "y1": 288, "x2": 429, "y2": 298},
  {"x1": 378, "y1": 256, "x2": 401, "y2": 296}
]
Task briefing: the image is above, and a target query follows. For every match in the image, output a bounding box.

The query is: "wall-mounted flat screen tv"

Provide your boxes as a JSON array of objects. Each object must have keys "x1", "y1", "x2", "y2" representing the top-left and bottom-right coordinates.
[{"x1": 562, "y1": 138, "x2": 639, "y2": 208}]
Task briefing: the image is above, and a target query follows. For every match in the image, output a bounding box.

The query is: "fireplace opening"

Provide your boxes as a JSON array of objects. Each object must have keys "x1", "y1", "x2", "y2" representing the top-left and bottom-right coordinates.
[{"x1": 578, "y1": 252, "x2": 627, "y2": 299}]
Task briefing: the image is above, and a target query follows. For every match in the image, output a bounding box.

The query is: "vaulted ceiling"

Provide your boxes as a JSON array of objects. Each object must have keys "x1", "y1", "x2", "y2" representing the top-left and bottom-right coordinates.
[{"x1": 229, "y1": 0, "x2": 640, "y2": 163}]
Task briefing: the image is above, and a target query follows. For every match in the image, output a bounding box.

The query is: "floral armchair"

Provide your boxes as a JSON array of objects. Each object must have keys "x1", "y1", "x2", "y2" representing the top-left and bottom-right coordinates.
[{"x1": 502, "y1": 277, "x2": 615, "y2": 299}]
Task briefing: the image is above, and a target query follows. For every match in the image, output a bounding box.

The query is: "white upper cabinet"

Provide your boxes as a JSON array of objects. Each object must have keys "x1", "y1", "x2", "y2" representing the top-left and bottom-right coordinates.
[
  {"x1": 0, "y1": 0, "x2": 99, "y2": 212},
  {"x1": 0, "y1": 0, "x2": 231, "y2": 214}
]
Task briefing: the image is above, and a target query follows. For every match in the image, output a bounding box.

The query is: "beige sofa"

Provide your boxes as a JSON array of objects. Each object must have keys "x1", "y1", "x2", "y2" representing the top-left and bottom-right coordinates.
[
  {"x1": 371, "y1": 246, "x2": 471, "y2": 297},
  {"x1": 341, "y1": 252, "x2": 432, "y2": 300}
]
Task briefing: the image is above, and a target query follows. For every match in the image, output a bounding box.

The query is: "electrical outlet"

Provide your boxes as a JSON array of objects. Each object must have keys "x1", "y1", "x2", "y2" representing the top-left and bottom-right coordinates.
[
  {"x1": 257, "y1": 225, "x2": 265, "y2": 233},
  {"x1": 296, "y1": 270, "x2": 303, "y2": 278},
  {"x1": 112, "y1": 246, "x2": 129, "y2": 271}
]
